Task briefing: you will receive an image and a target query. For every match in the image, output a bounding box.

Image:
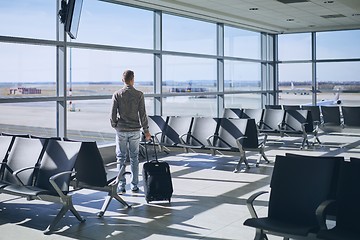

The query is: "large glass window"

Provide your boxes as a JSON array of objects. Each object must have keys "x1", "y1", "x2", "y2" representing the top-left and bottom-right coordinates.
[
  {"x1": 224, "y1": 26, "x2": 261, "y2": 59},
  {"x1": 0, "y1": 43, "x2": 56, "y2": 98},
  {"x1": 162, "y1": 14, "x2": 217, "y2": 55},
  {"x1": 224, "y1": 61, "x2": 261, "y2": 91},
  {"x1": 68, "y1": 48, "x2": 154, "y2": 96},
  {"x1": 317, "y1": 30, "x2": 360, "y2": 60},
  {"x1": 162, "y1": 55, "x2": 217, "y2": 94},
  {"x1": 0, "y1": 0, "x2": 56, "y2": 40},
  {"x1": 0, "y1": 102, "x2": 56, "y2": 136},
  {"x1": 73, "y1": 0, "x2": 153, "y2": 49},
  {"x1": 278, "y1": 33, "x2": 311, "y2": 61}
]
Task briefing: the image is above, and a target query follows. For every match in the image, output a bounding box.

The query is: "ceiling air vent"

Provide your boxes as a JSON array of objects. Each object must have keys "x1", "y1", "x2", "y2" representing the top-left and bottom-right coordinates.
[
  {"x1": 277, "y1": 0, "x2": 309, "y2": 4},
  {"x1": 321, "y1": 14, "x2": 346, "y2": 19}
]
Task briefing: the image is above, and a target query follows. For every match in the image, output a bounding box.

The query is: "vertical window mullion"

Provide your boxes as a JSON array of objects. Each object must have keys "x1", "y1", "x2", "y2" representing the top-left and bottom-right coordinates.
[
  {"x1": 56, "y1": 0, "x2": 67, "y2": 138},
  {"x1": 217, "y1": 23, "x2": 224, "y2": 117},
  {"x1": 312, "y1": 32, "x2": 317, "y2": 105},
  {"x1": 154, "y1": 10, "x2": 162, "y2": 115}
]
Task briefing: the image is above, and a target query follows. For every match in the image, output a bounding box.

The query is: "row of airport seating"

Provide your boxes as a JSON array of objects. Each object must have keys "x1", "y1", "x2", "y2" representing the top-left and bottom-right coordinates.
[
  {"x1": 0, "y1": 133, "x2": 130, "y2": 233},
  {"x1": 262, "y1": 105, "x2": 360, "y2": 130},
  {"x1": 145, "y1": 116, "x2": 269, "y2": 172},
  {"x1": 225, "y1": 108, "x2": 320, "y2": 149},
  {"x1": 244, "y1": 153, "x2": 360, "y2": 240}
]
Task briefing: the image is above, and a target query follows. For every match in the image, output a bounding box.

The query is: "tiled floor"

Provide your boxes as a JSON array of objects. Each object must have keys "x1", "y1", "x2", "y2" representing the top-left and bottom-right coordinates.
[{"x1": 0, "y1": 132, "x2": 359, "y2": 239}]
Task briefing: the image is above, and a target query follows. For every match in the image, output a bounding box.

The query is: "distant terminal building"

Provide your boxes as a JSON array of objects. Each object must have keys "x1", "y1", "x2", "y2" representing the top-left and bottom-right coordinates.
[{"x1": 9, "y1": 87, "x2": 41, "y2": 95}]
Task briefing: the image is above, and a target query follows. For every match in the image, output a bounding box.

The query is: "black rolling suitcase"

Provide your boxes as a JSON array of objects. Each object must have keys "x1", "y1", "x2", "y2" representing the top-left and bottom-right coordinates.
[{"x1": 142, "y1": 137, "x2": 173, "y2": 203}]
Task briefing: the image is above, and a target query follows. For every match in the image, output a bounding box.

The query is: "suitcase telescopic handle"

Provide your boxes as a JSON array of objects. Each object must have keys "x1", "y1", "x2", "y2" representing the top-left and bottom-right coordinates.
[{"x1": 144, "y1": 135, "x2": 158, "y2": 163}]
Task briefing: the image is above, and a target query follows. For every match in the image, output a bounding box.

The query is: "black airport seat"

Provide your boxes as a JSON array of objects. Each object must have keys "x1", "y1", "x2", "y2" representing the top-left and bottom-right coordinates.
[{"x1": 244, "y1": 154, "x2": 342, "y2": 240}]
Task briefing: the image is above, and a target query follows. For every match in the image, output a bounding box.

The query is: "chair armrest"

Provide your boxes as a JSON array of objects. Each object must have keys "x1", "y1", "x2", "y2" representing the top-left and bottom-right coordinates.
[
  {"x1": 206, "y1": 134, "x2": 217, "y2": 146},
  {"x1": 12, "y1": 166, "x2": 37, "y2": 186},
  {"x1": 179, "y1": 133, "x2": 189, "y2": 144},
  {"x1": 49, "y1": 170, "x2": 77, "y2": 198},
  {"x1": 246, "y1": 191, "x2": 269, "y2": 218},
  {"x1": 236, "y1": 136, "x2": 247, "y2": 148},
  {"x1": 154, "y1": 132, "x2": 162, "y2": 141},
  {"x1": 316, "y1": 199, "x2": 336, "y2": 231}
]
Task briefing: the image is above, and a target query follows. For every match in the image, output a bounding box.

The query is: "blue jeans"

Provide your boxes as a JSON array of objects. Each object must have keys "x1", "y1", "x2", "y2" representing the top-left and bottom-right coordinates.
[{"x1": 115, "y1": 131, "x2": 140, "y2": 189}]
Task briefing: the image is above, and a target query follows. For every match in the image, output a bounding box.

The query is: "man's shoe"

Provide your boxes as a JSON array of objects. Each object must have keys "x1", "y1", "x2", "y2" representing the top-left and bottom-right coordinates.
[
  {"x1": 118, "y1": 187, "x2": 126, "y2": 194},
  {"x1": 131, "y1": 187, "x2": 139, "y2": 193}
]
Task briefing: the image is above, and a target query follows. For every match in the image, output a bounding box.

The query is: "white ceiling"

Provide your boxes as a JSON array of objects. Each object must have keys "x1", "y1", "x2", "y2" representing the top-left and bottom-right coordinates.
[{"x1": 115, "y1": 0, "x2": 360, "y2": 33}]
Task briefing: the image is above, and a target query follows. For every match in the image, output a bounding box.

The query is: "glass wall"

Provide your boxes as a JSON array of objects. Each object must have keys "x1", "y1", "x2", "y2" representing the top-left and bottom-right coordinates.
[
  {"x1": 277, "y1": 33, "x2": 312, "y2": 106},
  {"x1": 223, "y1": 27, "x2": 262, "y2": 109},
  {"x1": 1, "y1": 0, "x2": 360, "y2": 144},
  {"x1": 277, "y1": 30, "x2": 360, "y2": 107},
  {"x1": 316, "y1": 30, "x2": 360, "y2": 106}
]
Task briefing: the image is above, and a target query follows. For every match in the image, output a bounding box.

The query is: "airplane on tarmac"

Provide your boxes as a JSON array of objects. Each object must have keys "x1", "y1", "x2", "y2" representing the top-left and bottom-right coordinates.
[
  {"x1": 285, "y1": 82, "x2": 310, "y2": 95},
  {"x1": 302, "y1": 92, "x2": 341, "y2": 106}
]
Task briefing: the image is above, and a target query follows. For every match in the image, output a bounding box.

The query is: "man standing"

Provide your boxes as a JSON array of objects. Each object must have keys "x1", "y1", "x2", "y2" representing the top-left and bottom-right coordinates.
[{"x1": 110, "y1": 70, "x2": 151, "y2": 193}]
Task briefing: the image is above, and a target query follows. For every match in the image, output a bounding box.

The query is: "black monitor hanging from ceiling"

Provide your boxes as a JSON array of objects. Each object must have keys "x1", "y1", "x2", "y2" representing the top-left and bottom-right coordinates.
[{"x1": 64, "y1": 0, "x2": 83, "y2": 39}]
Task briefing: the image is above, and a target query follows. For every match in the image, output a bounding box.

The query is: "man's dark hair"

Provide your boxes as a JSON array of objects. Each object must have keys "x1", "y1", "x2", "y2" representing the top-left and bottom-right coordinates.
[{"x1": 123, "y1": 70, "x2": 134, "y2": 84}]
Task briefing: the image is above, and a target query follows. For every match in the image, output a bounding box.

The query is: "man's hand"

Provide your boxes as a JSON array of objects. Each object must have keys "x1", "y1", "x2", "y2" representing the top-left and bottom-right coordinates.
[{"x1": 145, "y1": 132, "x2": 151, "y2": 141}]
